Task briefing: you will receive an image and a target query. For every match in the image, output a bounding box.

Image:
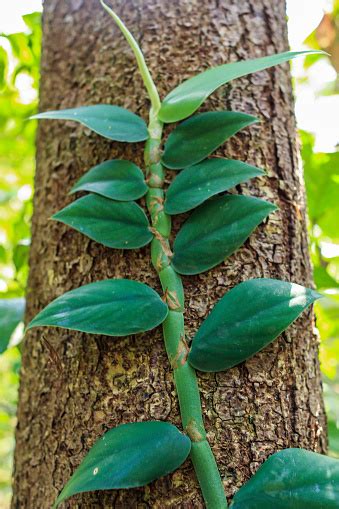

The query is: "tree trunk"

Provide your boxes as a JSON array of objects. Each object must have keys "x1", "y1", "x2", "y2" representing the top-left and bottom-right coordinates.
[{"x1": 12, "y1": 0, "x2": 327, "y2": 507}]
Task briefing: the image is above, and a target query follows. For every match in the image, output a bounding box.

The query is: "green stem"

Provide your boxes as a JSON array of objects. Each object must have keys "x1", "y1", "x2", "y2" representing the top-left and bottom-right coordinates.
[
  {"x1": 101, "y1": 4, "x2": 227, "y2": 504},
  {"x1": 100, "y1": 0, "x2": 161, "y2": 113},
  {"x1": 145, "y1": 114, "x2": 228, "y2": 509}
]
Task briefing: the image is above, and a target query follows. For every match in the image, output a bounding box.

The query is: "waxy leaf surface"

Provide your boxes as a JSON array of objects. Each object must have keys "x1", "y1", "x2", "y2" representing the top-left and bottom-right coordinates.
[
  {"x1": 54, "y1": 421, "x2": 191, "y2": 508},
  {"x1": 231, "y1": 448, "x2": 339, "y2": 509},
  {"x1": 172, "y1": 195, "x2": 276, "y2": 275},
  {"x1": 164, "y1": 159, "x2": 264, "y2": 214},
  {"x1": 188, "y1": 278, "x2": 320, "y2": 372},
  {"x1": 71, "y1": 159, "x2": 147, "y2": 201},
  {"x1": 28, "y1": 279, "x2": 168, "y2": 336},
  {"x1": 159, "y1": 50, "x2": 325, "y2": 123},
  {"x1": 0, "y1": 298, "x2": 25, "y2": 353},
  {"x1": 31, "y1": 105, "x2": 148, "y2": 142},
  {"x1": 162, "y1": 111, "x2": 257, "y2": 169},
  {"x1": 53, "y1": 194, "x2": 152, "y2": 249}
]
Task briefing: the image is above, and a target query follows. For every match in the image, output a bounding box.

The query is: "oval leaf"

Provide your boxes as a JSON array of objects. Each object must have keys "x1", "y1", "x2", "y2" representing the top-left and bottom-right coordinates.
[
  {"x1": 53, "y1": 194, "x2": 153, "y2": 249},
  {"x1": 70, "y1": 159, "x2": 148, "y2": 201},
  {"x1": 188, "y1": 278, "x2": 321, "y2": 372},
  {"x1": 54, "y1": 421, "x2": 191, "y2": 508},
  {"x1": 31, "y1": 105, "x2": 148, "y2": 142},
  {"x1": 162, "y1": 111, "x2": 257, "y2": 169},
  {"x1": 28, "y1": 279, "x2": 168, "y2": 336},
  {"x1": 164, "y1": 159, "x2": 264, "y2": 214},
  {"x1": 172, "y1": 195, "x2": 276, "y2": 275},
  {"x1": 231, "y1": 448, "x2": 339, "y2": 509},
  {"x1": 158, "y1": 50, "x2": 326, "y2": 123},
  {"x1": 0, "y1": 298, "x2": 25, "y2": 353}
]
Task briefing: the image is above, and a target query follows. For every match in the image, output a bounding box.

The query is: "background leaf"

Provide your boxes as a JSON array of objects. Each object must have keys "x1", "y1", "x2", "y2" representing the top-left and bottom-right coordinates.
[
  {"x1": 0, "y1": 299, "x2": 25, "y2": 353},
  {"x1": 158, "y1": 50, "x2": 325, "y2": 122},
  {"x1": 71, "y1": 159, "x2": 147, "y2": 201},
  {"x1": 28, "y1": 279, "x2": 168, "y2": 336},
  {"x1": 31, "y1": 105, "x2": 149, "y2": 142},
  {"x1": 164, "y1": 159, "x2": 264, "y2": 214},
  {"x1": 172, "y1": 195, "x2": 276, "y2": 275},
  {"x1": 54, "y1": 421, "x2": 191, "y2": 508},
  {"x1": 53, "y1": 194, "x2": 153, "y2": 249},
  {"x1": 230, "y1": 448, "x2": 339, "y2": 508},
  {"x1": 162, "y1": 111, "x2": 257, "y2": 169},
  {"x1": 188, "y1": 278, "x2": 320, "y2": 372}
]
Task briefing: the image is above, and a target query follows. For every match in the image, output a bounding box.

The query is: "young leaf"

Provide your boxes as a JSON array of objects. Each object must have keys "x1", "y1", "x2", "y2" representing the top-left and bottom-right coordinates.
[
  {"x1": 70, "y1": 159, "x2": 148, "y2": 201},
  {"x1": 158, "y1": 50, "x2": 326, "y2": 123},
  {"x1": 172, "y1": 195, "x2": 276, "y2": 275},
  {"x1": 188, "y1": 278, "x2": 321, "y2": 372},
  {"x1": 28, "y1": 279, "x2": 168, "y2": 336},
  {"x1": 230, "y1": 448, "x2": 339, "y2": 509},
  {"x1": 31, "y1": 105, "x2": 148, "y2": 142},
  {"x1": 164, "y1": 159, "x2": 264, "y2": 214},
  {"x1": 53, "y1": 421, "x2": 191, "y2": 508},
  {"x1": 162, "y1": 111, "x2": 257, "y2": 169},
  {"x1": 53, "y1": 194, "x2": 153, "y2": 249},
  {"x1": 0, "y1": 298, "x2": 25, "y2": 353}
]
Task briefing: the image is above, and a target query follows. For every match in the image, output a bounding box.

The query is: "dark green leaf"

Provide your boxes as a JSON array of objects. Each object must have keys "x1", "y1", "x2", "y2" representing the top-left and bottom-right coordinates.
[
  {"x1": 159, "y1": 50, "x2": 326, "y2": 123},
  {"x1": 162, "y1": 111, "x2": 257, "y2": 169},
  {"x1": 188, "y1": 278, "x2": 320, "y2": 372},
  {"x1": 28, "y1": 279, "x2": 168, "y2": 336},
  {"x1": 164, "y1": 159, "x2": 264, "y2": 214},
  {"x1": 0, "y1": 298, "x2": 25, "y2": 353},
  {"x1": 53, "y1": 194, "x2": 153, "y2": 249},
  {"x1": 70, "y1": 159, "x2": 147, "y2": 201},
  {"x1": 54, "y1": 421, "x2": 191, "y2": 508},
  {"x1": 31, "y1": 105, "x2": 148, "y2": 142},
  {"x1": 172, "y1": 195, "x2": 276, "y2": 275},
  {"x1": 230, "y1": 448, "x2": 339, "y2": 509}
]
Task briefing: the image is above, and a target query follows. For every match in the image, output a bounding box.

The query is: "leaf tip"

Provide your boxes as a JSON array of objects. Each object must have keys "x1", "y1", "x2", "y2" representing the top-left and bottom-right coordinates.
[
  {"x1": 311, "y1": 289, "x2": 323, "y2": 301},
  {"x1": 264, "y1": 200, "x2": 278, "y2": 214},
  {"x1": 25, "y1": 319, "x2": 34, "y2": 331}
]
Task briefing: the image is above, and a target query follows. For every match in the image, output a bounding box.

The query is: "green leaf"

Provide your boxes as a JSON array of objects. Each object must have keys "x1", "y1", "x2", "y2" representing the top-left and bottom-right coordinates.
[
  {"x1": 188, "y1": 278, "x2": 320, "y2": 372},
  {"x1": 53, "y1": 194, "x2": 153, "y2": 249},
  {"x1": 230, "y1": 448, "x2": 339, "y2": 509},
  {"x1": 314, "y1": 266, "x2": 339, "y2": 290},
  {"x1": 31, "y1": 105, "x2": 148, "y2": 142},
  {"x1": 158, "y1": 50, "x2": 326, "y2": 123},
  {"x1": 164, "y1": 159, "x2": 264, "y2": 214},
  {"x1": 0, "y1": 46, "x2": 8, "y2": 88},
  {"x1": 162, "y1": 111, "x2": 257, "y2": 169},
  {"x1": 28, "y1": 279, "x2": 168, "y2": 336},
  {"x1": 70, "y1": 159, "x2": 148, "y2": 201},
  {"x1": 13, "y1": 242, "x2": 30, "y2": 272},
  {"x1": 54, "y1": 421, "x2": 191, "y2": 508},
  {"x1": 0, "y1": 298, "x2": 25, "y2": 353},
  {"x1": 172, "y1": 195, "x2": 276, "y2": 275}
]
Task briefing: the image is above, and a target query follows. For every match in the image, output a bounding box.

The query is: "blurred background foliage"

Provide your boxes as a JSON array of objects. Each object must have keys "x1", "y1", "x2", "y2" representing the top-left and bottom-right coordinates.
[
  {"x1": 0, "y1": 10, "x2": 40, "y2": 507},
  {"x1": 0, "y1": 1, "x2": 338, "y2": 507}
]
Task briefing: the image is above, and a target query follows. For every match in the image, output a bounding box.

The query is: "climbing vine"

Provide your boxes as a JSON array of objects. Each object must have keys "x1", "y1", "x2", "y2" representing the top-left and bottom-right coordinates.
[{"x1": 27, "y1": 2, "x2": 339, "y2": 508}]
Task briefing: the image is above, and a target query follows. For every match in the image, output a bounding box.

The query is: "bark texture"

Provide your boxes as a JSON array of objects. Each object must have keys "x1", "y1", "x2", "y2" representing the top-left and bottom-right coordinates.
[{"x1": 13, "y1": 0, "x2": 326, "y2": 507}]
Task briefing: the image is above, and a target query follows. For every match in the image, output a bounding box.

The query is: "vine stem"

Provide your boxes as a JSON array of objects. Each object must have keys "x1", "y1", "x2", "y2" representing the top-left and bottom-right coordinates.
[
  {"x1": 145, "y1": 111, "x2": 228, "y2": 509},
  {"x1": 99, "y1": 3, "x2": 227, "y2": 505},
  {"x1": 99, "y1": 0, "x2": 161, "y2": 113}
]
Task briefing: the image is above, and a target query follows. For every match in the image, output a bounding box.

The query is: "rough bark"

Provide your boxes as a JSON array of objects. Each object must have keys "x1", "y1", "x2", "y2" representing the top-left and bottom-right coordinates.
[{"x1": 12, "y1": 0, "x2": 326, "y2": 507}]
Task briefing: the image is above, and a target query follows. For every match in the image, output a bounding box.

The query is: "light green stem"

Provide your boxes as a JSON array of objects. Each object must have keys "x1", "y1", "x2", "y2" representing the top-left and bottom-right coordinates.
[
  {"x1": 101, "y1": 4, "x2": 227, "y2": 505},
  {"x1": 100, "y1": 0, "x2": 161, "y2": 113},
  {"x1": 145, "y1": 114, "x2": 228, "y2": 509}
]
